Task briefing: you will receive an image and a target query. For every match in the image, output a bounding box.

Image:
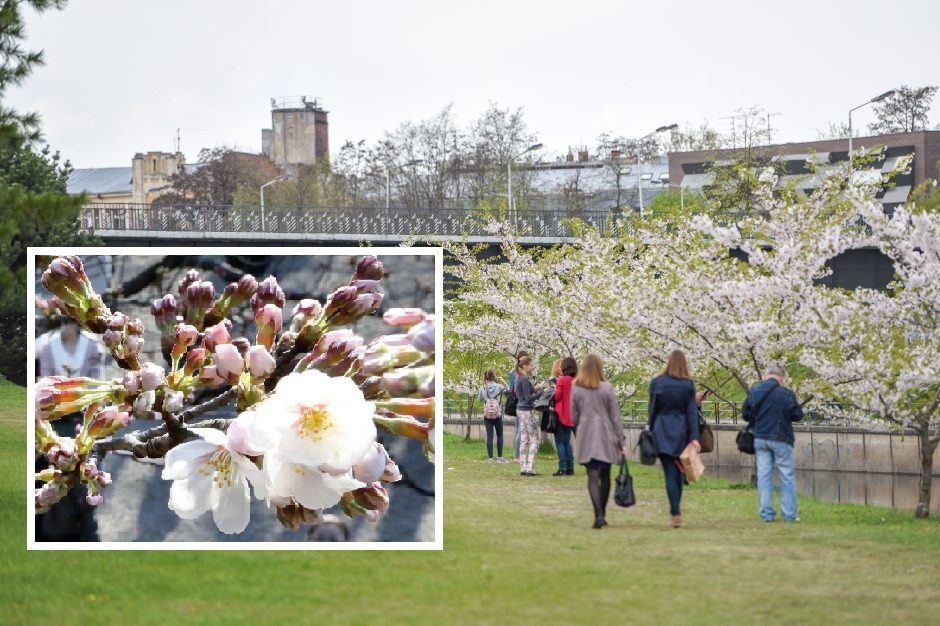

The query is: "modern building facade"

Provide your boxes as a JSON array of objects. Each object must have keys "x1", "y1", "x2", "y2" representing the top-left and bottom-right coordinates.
[
  {"x1": 668, "y1": 130, "x2": 940, "y2": 290},
  {"x1": 668, "y1": 130, "x2": 940, "y2": 213}
]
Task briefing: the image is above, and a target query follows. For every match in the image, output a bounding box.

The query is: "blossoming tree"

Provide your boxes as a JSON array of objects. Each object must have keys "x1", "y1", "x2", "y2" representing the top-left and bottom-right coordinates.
[
  {"x1": 445, "y1": 159, "x2": 940, "y2": 517},
  {"x1": 35, "y1": 254, "x2": 436, "y2": 535}
]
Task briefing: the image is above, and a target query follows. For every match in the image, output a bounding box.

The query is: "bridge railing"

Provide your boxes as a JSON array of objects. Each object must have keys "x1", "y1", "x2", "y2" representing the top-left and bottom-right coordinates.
[{"x1": 80, "y1": 203, "x2": 619, "y2": 239}]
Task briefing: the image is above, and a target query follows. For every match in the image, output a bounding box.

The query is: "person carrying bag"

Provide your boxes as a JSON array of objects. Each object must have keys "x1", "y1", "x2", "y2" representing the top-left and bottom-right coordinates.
[{"x1": 478, "y1": 369, "x2": 509, "y2": 463}]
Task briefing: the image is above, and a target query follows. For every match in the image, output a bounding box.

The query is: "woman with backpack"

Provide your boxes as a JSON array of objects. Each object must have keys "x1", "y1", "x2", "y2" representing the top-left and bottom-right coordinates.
[
  {"x1": 552, "y1": 356, "x2": 578, "y2": 476},
  {"x1": 478, "y1": 369, "x2": 510, "y2": 463},
  {"x1": 648, "y1": 349, "x2": 701, "y2": 528},
  {"x1": 572, "y1": 354, "x2": 625, "y2": 528}
]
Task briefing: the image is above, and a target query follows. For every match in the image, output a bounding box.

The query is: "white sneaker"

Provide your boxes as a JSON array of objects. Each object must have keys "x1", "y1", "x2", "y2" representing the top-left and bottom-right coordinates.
[
  {"x1": 486, "y1": 458, "x2": 495, "y2": 463},
  {"x1": 496, "y1": 457, "x2": 510, "y2": 464}
]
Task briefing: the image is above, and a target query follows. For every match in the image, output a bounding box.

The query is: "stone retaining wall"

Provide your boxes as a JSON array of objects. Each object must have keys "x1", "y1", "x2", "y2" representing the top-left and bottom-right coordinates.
[{"x1": 444, "y1": 418, "x2": 940, "y2": 476}]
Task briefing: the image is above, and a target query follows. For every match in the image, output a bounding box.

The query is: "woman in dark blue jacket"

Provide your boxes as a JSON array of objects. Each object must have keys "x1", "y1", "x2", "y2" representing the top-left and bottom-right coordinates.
[{"x1": 648, "y1": 350, "x2": 701, "y2": 528}]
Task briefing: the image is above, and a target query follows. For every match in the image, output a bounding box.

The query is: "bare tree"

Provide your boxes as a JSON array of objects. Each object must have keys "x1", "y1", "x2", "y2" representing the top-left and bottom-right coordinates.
[
  {"x1": 465, "y1": 103, "x2": 538, "y2": 206},
  {"x1": 663, "y1": 122, "x2": 722, "y2": 153},
  {"x1": 868, "y1": 85, "x2": 937, "y2": 134},
  {"x1": 815, "y1": 121, "x2": 859, "y2": 140},
  {"x1": 155, "y1": 147, "x2": 278, "y2": 206}
]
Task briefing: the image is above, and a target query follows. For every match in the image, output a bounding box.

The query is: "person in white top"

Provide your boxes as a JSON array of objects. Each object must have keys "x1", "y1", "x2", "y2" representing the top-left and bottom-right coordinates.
[{"x1": 37, "y1": 318, "x2": 104, "y2": 380}]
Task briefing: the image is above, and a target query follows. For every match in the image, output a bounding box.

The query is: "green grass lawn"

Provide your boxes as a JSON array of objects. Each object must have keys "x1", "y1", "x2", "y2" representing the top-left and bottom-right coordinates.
[{"x1": 4, "y1": 379, "x2": 940, "y2": 625}]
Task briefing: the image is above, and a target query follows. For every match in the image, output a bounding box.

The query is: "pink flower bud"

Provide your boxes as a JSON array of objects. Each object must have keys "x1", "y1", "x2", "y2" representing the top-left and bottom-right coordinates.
[
  {"x1": 87, "y1": 406, "x2": 132, "y2": 438},
  {"x1": 175, "y1": 323, "x2": 199, "y2": 347},
  {"x1": 383, "y1": 308, "x2": 427, "y2": 327},
  {"x1": 133, "y1": 390, "x2": 156, "y2": 416},
  {"x1": 163, "y1": 390, "x2": 184, "y2": 413},
  {"x1": 203, "y1": 321, "x2": 232, "y2": 352},
  {"x1": 382, "y1": 457, "x2": 402, "y2": 483},
  {"x1": 231, "y1": 336, "x2": 251, "y2": 355},
  {"x1": 122, "y1": 371, "x2": 140, "y2": 394},
  {"x1": 350, "y1": 279, "x2": 381, "y2": 294},
  {"x1": 214, "y1": 344, "x2": 245, "y2": 384},
  {"x1": 127, "y1": 318, "x2": 145, "y2": 335},
  {"x1": 353, "y1": 443, "x2": 391, "y2": 484},
  {"x1": 47, "y1": 439, "x2": 79, "y2": 471},
  {"x1": 183, "y1": 347, "x2": 208, "y2": 376},
  {"x1": 86, "y1": 493, "x2": 104, "y2": 507},
  {"x1": 292, "y1": 298, "x2": 322, "y2": 318},
  {"x1": 354, "y1": 255, "x2": 384, "y2": 281},
  {"x1": 255, "y1": 303, "x2": 283, "y2": 350},
  {"x1": 246, "y1": 345, "x2": 276, "y2": 379},
  {"x1": 107, "y1": 312, "x2": 129, "y2": 330},
  {"x1": 139, "y1": 362, "x2": 167, "y2": 391},
  {"x1": 124, "y1": 334, "x2": 144, "y2": 355},
  {"x1": 198, "y1": 364, "x2": 224, "y2": 386},
  {"x1": 408, "y1": 317, "x2": 435, "y2": 353},
  {"x1": 36, "y1": 482, "x2": 65, "y2": 510},
  {"x1": 250, "y1": 276, "x2": 286, "y2": 313},
  {"x1": 235, "y1": 274, "x2": 258, "y2": 299},
  {"x1": 178, "y1": 269, "x2": 200, "y2": 296},
  {"x1": 102, "y1": 329, "x2": 123, "y2": 350}
]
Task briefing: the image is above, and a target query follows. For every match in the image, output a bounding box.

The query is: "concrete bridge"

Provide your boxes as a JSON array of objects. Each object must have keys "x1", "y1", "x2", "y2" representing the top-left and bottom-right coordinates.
[
  {"x1": 81, "y1": 202, "x2": 893, "y2": 289},
  {"x1": 81, "y1": 203, "x2": 613, "y2": 246}
]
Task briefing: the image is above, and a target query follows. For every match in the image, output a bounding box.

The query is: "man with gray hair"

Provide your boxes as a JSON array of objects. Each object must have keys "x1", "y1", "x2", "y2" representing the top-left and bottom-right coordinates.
[{"x1": 743, "y1": 364, "x2": 804, "y2": 522}]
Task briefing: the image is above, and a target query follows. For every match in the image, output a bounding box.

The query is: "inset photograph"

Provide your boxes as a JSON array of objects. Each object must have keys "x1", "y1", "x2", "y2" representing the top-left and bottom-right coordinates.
[{"x1": 29, "y1": 248, "x2": 441, "y2": 547}]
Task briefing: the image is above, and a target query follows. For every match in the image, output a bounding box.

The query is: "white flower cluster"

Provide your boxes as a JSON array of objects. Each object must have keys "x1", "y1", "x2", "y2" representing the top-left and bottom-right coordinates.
[{"x1": 162, "y1": 369, "x2": 396, "y2": 534}]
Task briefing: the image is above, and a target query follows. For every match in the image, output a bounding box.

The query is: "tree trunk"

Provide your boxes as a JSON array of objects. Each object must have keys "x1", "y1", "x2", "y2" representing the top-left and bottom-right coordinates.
[
  {"x1": 464, "y1": 396, "x2": 475, "y2": 441},
  {"x1": 915, "y1": 424, "x2": 938, "y2": 518}
]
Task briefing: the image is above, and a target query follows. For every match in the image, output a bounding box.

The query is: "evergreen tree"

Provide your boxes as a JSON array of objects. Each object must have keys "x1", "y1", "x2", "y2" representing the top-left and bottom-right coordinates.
[{"x1": 0, "y1": 0, "x2": 99, "y2": 385}]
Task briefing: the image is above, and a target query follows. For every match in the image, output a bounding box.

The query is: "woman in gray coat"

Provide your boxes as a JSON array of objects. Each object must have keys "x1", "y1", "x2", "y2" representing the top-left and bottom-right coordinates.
[{"x1": 571, "y1": 354, "x2": 626, "y2": 529}]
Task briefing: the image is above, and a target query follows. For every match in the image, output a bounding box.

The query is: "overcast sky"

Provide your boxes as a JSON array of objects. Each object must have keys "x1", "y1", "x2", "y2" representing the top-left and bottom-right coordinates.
[{"x1": 10, "y1": 0, "x2": 940, "y2": 168}]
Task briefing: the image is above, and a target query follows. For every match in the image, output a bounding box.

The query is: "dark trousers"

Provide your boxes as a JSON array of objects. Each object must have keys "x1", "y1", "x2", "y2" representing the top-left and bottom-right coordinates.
[
  {"x1": 554, "y1": 424, "x2": 574, "y2": 471},
  {"x1": 659, "y1": 454, "x2": 684, "y2": 515},
  {"x1": 484, "y1": 416, "x2": 504, "y2": 458}
]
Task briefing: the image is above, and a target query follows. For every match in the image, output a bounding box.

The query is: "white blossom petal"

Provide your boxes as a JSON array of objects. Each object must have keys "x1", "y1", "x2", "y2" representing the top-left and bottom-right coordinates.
[
  {"x1": 161, "y1": 439, "x2": 216, "y2": 480},
  {"x1": 168, "y1": 474, "x2": 213, "y2": 518}
]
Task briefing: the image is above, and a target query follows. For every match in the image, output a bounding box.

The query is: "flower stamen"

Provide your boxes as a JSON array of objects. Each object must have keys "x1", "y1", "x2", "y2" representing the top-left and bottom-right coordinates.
[{"x1": 295, "y1": 405, "x2": 333, "y2": 441}]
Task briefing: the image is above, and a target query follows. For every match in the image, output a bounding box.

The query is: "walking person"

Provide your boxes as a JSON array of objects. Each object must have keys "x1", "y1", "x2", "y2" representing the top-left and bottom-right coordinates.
[
  {"x1": 552, "y1": 356, "x2": 578, "y2": 476},
  {"x1": 509, "y1": 351, "x2": 529, "y2": 462},
  {"x1": 648, "y1": 349, "x2": 700, "y2": 528},
  {"x1": 743, "y1": 364, "x2": 804, "y2": 522},
  {"x1": 478, "y1": 369, "x2": 510, "y2": 463},
  {"x1": 571, "y1": 354, "x2": 625, "y2": 528},
  {"x1": 514, "y1": 356, "x2": 542, "y2": 476}
]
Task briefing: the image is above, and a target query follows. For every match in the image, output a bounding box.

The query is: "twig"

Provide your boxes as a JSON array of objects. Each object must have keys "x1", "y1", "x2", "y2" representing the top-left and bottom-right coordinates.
[
  {"x1": 93, "y1": 417, "x2": 233, "y2": 460},
  {"x1": 175, "y1": 386, "x2": 238, "y2": 423}
]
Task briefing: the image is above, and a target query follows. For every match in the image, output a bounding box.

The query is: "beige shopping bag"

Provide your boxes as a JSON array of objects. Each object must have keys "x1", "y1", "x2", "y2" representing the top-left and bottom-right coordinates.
[{"x1": 679, "y1": 443, "x2": 706, "y2": 482}]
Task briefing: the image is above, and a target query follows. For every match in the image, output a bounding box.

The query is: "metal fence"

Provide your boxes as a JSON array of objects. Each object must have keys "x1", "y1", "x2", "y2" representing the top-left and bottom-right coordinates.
[{"x1": 81, "y1": 203, "x2": 625, "y2": 240}]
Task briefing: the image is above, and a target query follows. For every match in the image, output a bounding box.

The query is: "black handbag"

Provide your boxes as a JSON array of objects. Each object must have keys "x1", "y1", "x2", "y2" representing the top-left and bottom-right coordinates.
[
  {"x1": 637, "y1": 430, "x2": 658, "y2": 465},
  {"x1": 736, "y1": 381, "x2": 780, "y2": 455},
  {"x1": 614, "y1": 457, "x2": 636, "y2": 507},
  {"x1": 736, "y1": 428, "x2": 755, "y2": 455},
  {"x1": 540, "y1": 408, "x2": 558, "y2": 434},
  {"x1": 504, "y1": 392, "x2": 517, "y2": 417}
]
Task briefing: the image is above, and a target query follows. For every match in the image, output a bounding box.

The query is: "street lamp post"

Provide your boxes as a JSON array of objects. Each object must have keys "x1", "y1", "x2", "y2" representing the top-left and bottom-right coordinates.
[
  {"x1": 848, "y1": 90, "x2": 896, "y2": 167},
  {"x1": 260, "y1": 174, "x2": 292, "y2": 231},
  {"x1": 385, "y1": 159, "x2": 424, "y2": 209},
  {"x1": 507, "y1": 143, "x2": 543, "y2": 222},
  {"x1": 634, "y1": 124, "x2": 677, "y2": 217}
]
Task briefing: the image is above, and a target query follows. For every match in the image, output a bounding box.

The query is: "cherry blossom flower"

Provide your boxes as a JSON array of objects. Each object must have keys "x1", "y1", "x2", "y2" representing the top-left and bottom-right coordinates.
[
  {"x1": 248, "y1": 369, "x2": 377, "y2": 472},
  {"x1": 161, "y1": 427, "x2": 265, "y2": 535}
]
